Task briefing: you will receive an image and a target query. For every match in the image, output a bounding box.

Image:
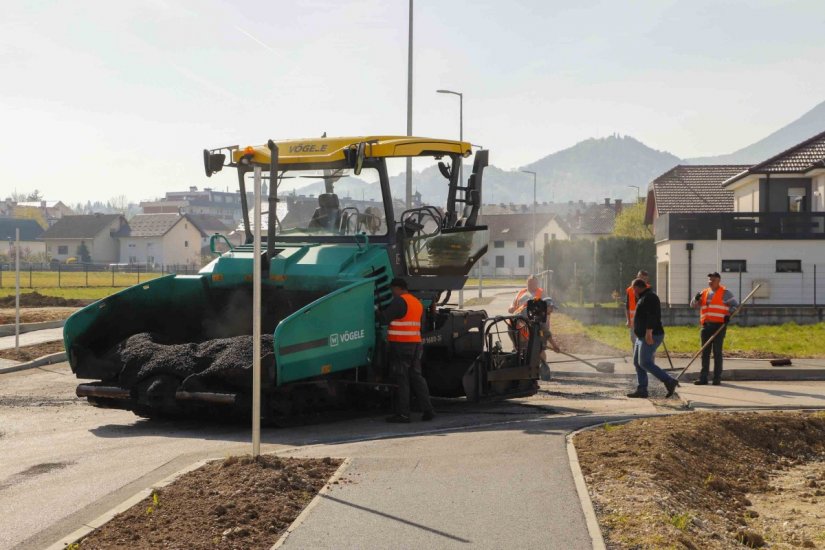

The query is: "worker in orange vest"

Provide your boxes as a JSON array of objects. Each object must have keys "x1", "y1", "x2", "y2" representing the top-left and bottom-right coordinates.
[
  {"x1": 690, "y1": 272, "x2": 739, "y2": 385},
  {"x1": 382, "y1": 278, "x2": 435, "y2": 423},
  {"x1": 508, "y1": 276, "x2": 560, "y2": 374},
  {"x1": 625, "y1": 270, "x2": 650, "y2": 346}
]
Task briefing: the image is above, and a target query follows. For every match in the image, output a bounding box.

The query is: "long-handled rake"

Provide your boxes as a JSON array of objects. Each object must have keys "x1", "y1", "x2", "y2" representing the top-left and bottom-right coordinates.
[{"x1": 558, "y1": 351, "x2": 615, "y2": 374}]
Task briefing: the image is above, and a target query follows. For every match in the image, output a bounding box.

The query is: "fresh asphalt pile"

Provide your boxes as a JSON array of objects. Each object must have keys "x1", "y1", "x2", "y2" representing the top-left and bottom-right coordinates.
[{"x1": 111, "y1": 333, "x2": 275, "y2": 390}]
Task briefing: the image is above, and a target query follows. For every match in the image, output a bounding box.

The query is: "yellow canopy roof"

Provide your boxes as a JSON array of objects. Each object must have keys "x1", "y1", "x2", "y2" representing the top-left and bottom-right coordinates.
[{"x1": 231, "y1": 135, "x2": 472, "y2": 166}]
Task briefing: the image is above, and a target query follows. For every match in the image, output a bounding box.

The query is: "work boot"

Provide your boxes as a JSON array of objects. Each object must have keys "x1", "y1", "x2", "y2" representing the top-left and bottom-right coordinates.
[
  {"x1": 626, "y1": 389, "x2": 649, "y2": 398},
  {"x1": 693, "y1": 379, "x2": 708, "y2": 386},
  {"x1": 422, "y1": 411, "x2": 436, "y2": 422},
  {"x1": 386, "y1": 414, "x2": 411, "y2": 424},
  {"x1": 664, "y1": 378, "x2": 679, "y2": 398},
  {"x1": 712, "y1": 379, "x2": 721, "y2": 386},
  {"x1": 539, "y1": 361, "x2": 552, "y2": 381}
]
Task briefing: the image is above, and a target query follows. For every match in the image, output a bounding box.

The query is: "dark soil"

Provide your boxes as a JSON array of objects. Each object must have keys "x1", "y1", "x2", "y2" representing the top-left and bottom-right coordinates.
[
  {"x1": 0, "y1": 292, "x2": 92, "y2": 308},
  {"x1": 77, "y1": 455, "x2": 343, "y2": 549},
  {"x1": 575, "y1": 412, "x2": 825, "y2": 549},
  {"x1": 0, "y1": 306, "x2": 78, "y2": 325},
  {"x1": 0, "y1": 340, "x2": 64, "y2": 362}
]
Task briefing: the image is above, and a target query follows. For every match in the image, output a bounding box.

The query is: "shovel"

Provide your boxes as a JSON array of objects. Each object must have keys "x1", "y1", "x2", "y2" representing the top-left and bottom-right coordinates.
[{"x1": 558, "y1": 351, "x2": 615, "y2": 374}]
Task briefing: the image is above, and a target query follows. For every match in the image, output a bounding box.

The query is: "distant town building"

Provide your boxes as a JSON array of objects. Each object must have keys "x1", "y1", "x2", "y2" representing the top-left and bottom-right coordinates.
[
  {"x1": 0, "y1": 218, "x2": 46, "y2": 258},
  {"x1": 140, "y1": 186, "x2": 248, "y2": 226},
  {"x1": 41, "y1": 214, "x2": 127, "y2": 263},
  {"x1": 15, "y1": 200, "x2": 74, "y2": 226}
]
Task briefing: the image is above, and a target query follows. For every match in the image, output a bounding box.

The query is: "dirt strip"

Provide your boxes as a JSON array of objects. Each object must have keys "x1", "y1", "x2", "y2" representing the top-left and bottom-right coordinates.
[
  {"x1": 75, "y1": 455, "x2": 343, "y2": 549},
  {"x1": 575, "y1": 412, "x2": 825, "y2": 549}
]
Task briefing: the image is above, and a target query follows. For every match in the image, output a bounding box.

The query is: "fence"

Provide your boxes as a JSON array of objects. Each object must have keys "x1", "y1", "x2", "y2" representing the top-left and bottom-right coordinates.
[
  {"x1": 661, "y1": 262, "x2": 824, "y2": 307},
  {"x1": 0, "y1": 263, "x2": 202, "y2": 289}
]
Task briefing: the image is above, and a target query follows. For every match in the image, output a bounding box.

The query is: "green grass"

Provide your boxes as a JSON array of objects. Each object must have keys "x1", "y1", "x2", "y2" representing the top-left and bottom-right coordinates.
[
  {"x1": 583, "y1": 322, "x2": 825, "y2": 358},
  {"x1": 0, "y1": 270, "x2": 162, "y2": 289},
  {"x1": 668, "y1": 512, "x2": 692, "y2": 531},
  {"x1": 465, "y1": 277, "x2": 526, "y2": 287},
  {"x1": 0, "y1": 287, "x2": 126, "y2": 300}
]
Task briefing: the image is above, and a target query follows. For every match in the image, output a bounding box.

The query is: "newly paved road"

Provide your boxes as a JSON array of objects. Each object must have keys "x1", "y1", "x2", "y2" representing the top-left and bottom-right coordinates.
[{"x1": 1, "y1": 363, "x2": 603, "y2": 550}]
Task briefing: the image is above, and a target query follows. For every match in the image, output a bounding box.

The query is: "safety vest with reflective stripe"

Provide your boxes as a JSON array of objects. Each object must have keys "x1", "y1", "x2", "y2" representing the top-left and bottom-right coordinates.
[
  {"x1": 626, "y1": 284, "x2": 650, "y2": 322},
  {"x1": 513, "y1": 287, "x2": 543, "y2": 315},
  {"x1": 388, "y1": 293, "x2": 423, "y2": 343},
  {"x1": 700, "y1": 286, "x2": 730, "y2": 325}
]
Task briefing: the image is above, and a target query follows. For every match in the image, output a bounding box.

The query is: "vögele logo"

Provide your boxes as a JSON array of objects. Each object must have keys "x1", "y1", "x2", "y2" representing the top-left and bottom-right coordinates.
[
  {"x1": 329, "y1": 329, "x2": 366, "y2": 347},
  {"x1": 329, "y1": 333, "x2": 339, "y2": 347}
]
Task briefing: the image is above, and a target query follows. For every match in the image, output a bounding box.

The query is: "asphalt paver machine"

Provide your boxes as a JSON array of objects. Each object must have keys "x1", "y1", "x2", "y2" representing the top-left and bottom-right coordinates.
[{"x1": 67, "y1": 136, "x2": 547, "y2": 420}]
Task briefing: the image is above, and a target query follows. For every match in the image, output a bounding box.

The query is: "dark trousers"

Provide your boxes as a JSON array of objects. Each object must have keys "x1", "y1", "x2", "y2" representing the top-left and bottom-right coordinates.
[
  {"x1": 390, "y1": 342, "x2": 434, "y2": 417},
  {"x1": 700, "y1": 323, "x2": 726, "y2": 382}
]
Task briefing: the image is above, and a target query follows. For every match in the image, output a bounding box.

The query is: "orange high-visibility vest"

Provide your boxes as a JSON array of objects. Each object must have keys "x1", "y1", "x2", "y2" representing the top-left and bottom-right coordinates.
[
  {"x1": 627, "y1": 284, "x2": 650, "y2": 322},
  {"x1": 513, "y1": 287, "x2": 543, "y2": 315},
  {"x1": 700, "y1": 286, "x2": 730, "y2": 325},
  {"x1": 388, "y1": 293, "x2": 423, "y2": 343}
]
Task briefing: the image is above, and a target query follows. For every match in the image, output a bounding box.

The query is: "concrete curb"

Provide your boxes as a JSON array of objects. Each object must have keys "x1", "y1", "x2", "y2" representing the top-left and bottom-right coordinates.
[
  {"x1": 0, "y1": 351, "x2": 66, "y2": 375},
  {"x1": 270, "y1": 457, "x2": 352, "y2": 549},
  {"x1": 0, "y1": 319, "x2": 64, "y2": 336},
  {"x1": 45, "y1": 454, "x2": 352, "y2": 550},
  {"x1": 566, "y1": 428, "x2": 607, "y2": 550}
]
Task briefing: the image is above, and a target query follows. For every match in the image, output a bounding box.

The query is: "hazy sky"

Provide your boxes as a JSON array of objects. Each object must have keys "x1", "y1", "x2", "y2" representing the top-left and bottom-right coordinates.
[{"x1": 2, "y1": 0, "x2": 825, "y2": 204}]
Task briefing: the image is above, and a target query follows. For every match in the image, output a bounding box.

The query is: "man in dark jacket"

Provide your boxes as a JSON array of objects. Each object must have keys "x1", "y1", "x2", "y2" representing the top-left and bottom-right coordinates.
[{"x1": 628, "y1": 278, "x2": 679, "y2": 399}]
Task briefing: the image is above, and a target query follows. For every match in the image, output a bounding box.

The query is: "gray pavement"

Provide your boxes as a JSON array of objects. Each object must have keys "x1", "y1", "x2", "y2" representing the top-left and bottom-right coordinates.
[{"x1": 0, "y1": 327, "x2": 63, "y2": 350}]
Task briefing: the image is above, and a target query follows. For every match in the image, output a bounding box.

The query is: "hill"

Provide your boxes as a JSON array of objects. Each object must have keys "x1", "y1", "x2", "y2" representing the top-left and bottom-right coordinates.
[{"x1": 687, "y1": 100, "x2": 825, "y2": 164}]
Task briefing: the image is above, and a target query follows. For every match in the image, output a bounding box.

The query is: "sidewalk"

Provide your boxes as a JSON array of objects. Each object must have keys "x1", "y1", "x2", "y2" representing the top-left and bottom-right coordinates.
[{"x1": 0, "y1": 327, "x2": 63, "y2": 351}]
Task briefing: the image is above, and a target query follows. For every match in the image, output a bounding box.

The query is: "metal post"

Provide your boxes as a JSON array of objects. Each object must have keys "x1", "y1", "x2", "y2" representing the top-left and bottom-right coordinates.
[
  {"x1": 716, "y1": 228, "x2": 721, "y2": 272},
  {"x1": 15, "y1": 228, "x2": 20, "y2": 352},
  {"x1": 137, "y1": 264, "x2": 140, "y2": 284},
  {"x1": 29, "y1": 264, "x2": 32, "y2": 289},
  {"x1": 85, "y1": 264, "x2": 88, "y2": 287},
  {"x1": 111, "y1": 264, "x2": 115, "y2": 287},
  {"x1": 405, "y1": 0, "x2": 413, "y2": 208},
  {"x1": 252, "y1": 165, "x2": 262, "y2": 457},
  {"x1": 815, "y1": 264, "x2": 817, "y2": 307},
  {"x1": 478, "y1": 205, "x2": 483, "y2": 298},
  {"x1": 520, "y1": 170, "x2": 537, "y2": 274},
  {"x1": 58, "y1": 261, "x2": 61, "y2": 288},
  {"x1": 738, "y1": 268, "x2": 742, "y2": 304}
]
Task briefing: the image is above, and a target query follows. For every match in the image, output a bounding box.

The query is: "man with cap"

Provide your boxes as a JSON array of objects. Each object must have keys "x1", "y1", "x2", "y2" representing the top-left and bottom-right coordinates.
[
  {"x1": 381, "y1": 277, "x2": 435, "y2": 423},
  {"x1": 690, "y1": 272, "x2": 739, "y2": 385}
]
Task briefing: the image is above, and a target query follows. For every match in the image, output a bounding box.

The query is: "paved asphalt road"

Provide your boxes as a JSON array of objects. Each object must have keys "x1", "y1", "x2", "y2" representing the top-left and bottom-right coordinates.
[{"x1": 1, "y1": 363, "x2": 600, "y2": 550}]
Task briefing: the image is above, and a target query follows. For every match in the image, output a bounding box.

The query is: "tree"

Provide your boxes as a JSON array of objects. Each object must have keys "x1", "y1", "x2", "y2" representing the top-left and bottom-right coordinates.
[
  {"x1": 107, "y1": 195, "x2": 129, "y2": 215},
  {"x1": 612, "y1": 201, "x2": 651, "y2": 239},
  {"x1": 77, "y1": 242, "x2": 92, "y2": 263}
]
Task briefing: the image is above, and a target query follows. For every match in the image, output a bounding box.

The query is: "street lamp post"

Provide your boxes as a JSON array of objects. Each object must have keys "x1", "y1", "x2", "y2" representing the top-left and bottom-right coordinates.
[
  {"x1": 521, "y1": 170, "x2": 537, "y2": 274},
  {"x1": 405, "y1": 0, "x2": 414, "y2": 208},
  {"x1": 437, "y1": 88, "x2": 464, "y2": 306}
]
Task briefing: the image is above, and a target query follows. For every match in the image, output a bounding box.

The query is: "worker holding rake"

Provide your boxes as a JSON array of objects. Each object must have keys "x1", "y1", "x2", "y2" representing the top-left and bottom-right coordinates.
[
  {"x1": 690, "y1": 272, "x2": 740, "y2": 385},
  {"x1": 627, "y1": 278, "x2": 679, "y2": 399}
]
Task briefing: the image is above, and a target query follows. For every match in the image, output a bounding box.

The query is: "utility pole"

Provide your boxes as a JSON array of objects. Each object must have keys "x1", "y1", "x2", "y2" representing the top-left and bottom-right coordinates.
[
  {"x1": 405, "y1": 0, "x2": 414, "y2": 208},
  {"x1": 521, "y1": 170, "x2": 537, "y2": 274},
  {"x1": 437, "y1": 89, "x2": 464, "y2": 305},
  {"x1": 252, "y1": 166, "x2": 262, "y2": 457}
]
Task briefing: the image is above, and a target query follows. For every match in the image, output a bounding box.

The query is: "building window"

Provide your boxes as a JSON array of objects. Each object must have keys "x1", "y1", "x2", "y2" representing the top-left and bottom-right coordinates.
[
  {"x1": 776, "y1": 260, "x2": 802, "y2": 273},
  {"x1": 518, "y1": 255, "x2": 525, "y2": 268},
  {"x1": 147, "y1": 256, "x2": 154, "y2": 264},
  {"x1": 551, "y1": 233, "x2": 556, "y2": 240},
  {"x1": 788, "y1": 188, "x2": 807, "y2": 213},
  {"x1": 493, "y1": 241, "x2": 504, "y2": 248},
  {"x1": 57, "y1": 245, "x2": 68, "y2": 255},
  {"x1": 721, "y1": 259, "x2": 747, "y2": 273},
  {"x1": 185, "y1": 240, "x2": 189, "y2": 248},
  {"x1": 516, "y1": 240, "x2": 525, "y2": 248},
  {"x1": 495, "y1": 256, "x2": 505, "y2": 268}
]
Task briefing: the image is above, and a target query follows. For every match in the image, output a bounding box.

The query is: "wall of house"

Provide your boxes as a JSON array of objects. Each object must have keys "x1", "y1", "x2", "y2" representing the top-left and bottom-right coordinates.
[
  {"x1": 733, "y1": 185, "x2": 759, "y2": 213},
  {"x1": 2, "y1": 240, "x2": 46, "y2": 257},
  {"x1": 656, "y1": 239, "x2": 825, "y2": 306},
  {"x1": 90, "y1": 224, "x2": 121, "y2": 263},
  {"x1": 120, "y1": 220, "x2": 202, "y2": 266},
  {"x1": 46, "y1": 236, "x2": 117, "y2": 263},
  {"x1": 481, "y1": 239, "x2": 532, "y2": 278}
]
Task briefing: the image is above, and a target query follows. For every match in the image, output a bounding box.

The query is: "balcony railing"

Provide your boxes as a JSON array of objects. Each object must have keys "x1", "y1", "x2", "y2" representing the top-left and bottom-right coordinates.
[{"x1": 655, "y1": 212, "x2": 825, "y2": 242}]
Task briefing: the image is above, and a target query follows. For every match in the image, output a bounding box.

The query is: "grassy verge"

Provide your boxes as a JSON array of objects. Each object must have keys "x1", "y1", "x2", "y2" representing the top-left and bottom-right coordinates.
[
  {"x1": 575, "y1": 317, "x2": 825, "y2": 358},
  {"x1": 0, "y1": 270, "x2": 162, "y2": 289}
]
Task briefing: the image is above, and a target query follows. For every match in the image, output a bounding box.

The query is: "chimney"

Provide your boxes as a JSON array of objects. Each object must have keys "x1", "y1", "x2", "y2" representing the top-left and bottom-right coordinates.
[
  {"x1": 615, "y1": 199, "x2": 623, "y2": 214},
  {"x1": 189, "y1": 186, "x2": 197, "y2": 192},
  {"x1": 604, "y1": 198, "x2": 610, "y2": 206}
]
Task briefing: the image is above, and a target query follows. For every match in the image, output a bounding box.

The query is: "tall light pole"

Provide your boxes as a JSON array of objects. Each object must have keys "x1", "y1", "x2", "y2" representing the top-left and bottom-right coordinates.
[
  {"x1": 437, "y1": 88, "x2": 464, "y2": 306},
  {"x1": 522, "y1": 170, "x2": 537, "y2": 275},
  {"x1": 628, "y1": 185, "x2": 640, "y2": 203},
  {"x1": 405, "y1": 0, "x2": 414, "y2": 208}
]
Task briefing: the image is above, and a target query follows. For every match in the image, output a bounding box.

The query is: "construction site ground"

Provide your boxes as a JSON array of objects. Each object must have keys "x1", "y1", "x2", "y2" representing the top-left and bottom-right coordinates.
[{"x1": 2, "y1": 289, "x2": 825, "y2": 549}]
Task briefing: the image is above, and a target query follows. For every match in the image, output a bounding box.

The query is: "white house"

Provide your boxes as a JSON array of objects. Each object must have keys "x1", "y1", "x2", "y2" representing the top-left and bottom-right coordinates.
[
  {"x1": 0, "y1": 218, "x2": 46, "y2": 258},
  {"x1": 480, "y1": 213, "x2": 571, "y2": 277},
  {"x1": 647, "y1": 132, "x2": 825, "y2": 306},
  {"x1": 119, "y1": 213, "x2": 206, "y2": 267}
]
